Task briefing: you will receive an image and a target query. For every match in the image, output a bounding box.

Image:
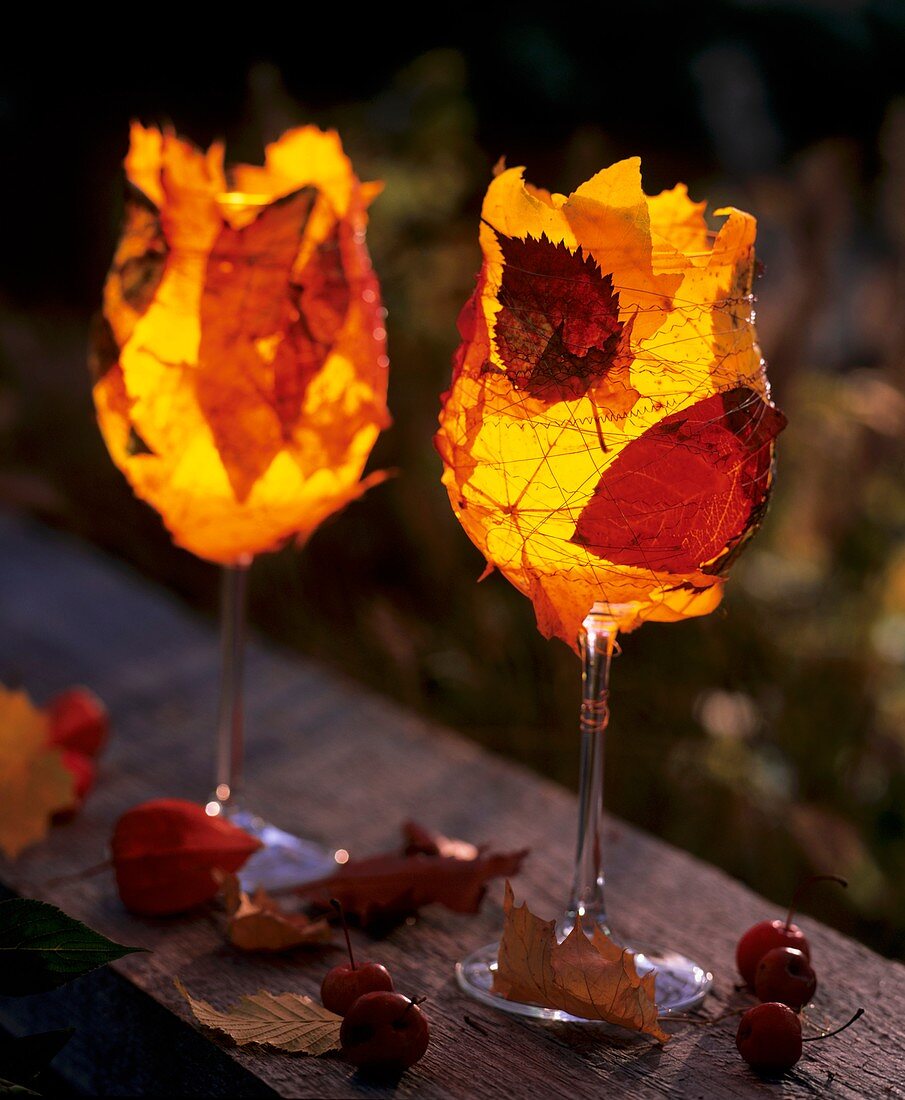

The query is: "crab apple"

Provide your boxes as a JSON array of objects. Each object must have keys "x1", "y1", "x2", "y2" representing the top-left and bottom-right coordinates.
[
  {"x1": 340, "y1": 992, "x2": 429, "y2": 1075},
  {"x1": 754, "y1": 946, "x2": 817, "y2": 1010},
  {"x1": 737, "y1": 1002, "x2": 803, "y2": 1075},
  {"x1": 736, "y1": 875, "x2": 846, "y2": 986},
  {"x1": 321, "y1": 898, "x2": 394, "y2": 1016},
  {"x1": 48, "y1": 687, "x2": 108, "y2": 757}
]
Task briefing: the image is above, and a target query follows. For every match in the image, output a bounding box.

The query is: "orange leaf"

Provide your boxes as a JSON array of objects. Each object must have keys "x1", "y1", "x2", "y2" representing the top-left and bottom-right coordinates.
[
  {"x1": 435, "y1": 162, "x2": 785, "y2": 648},
  {"x1": 494, "y1": 883, "x2": 668, "y2": 1042},
  {"x1": 93, "y1": 123, "x2": 390, "y2": 564},
  {"x1": 219, "y1": 874, "x2": 334, "y2": 953},
  {"x1": 0, "y1": 687, "x2": 75, "y2": 858}
]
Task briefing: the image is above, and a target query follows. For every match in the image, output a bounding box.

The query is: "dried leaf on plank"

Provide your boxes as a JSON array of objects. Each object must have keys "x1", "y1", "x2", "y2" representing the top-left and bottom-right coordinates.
[
  {"x1": 494, "y1": 882, "x2": 668, "y2": 1042},
  {"x1": 219, "y1": 873, "x2": 333, "y2": 952},
  {"x1": 296, "y1": 821, "x2": 527, "y2": 929},
  {"x1": 176, "y1": 979, "x2": 341, "y2": 1055}
]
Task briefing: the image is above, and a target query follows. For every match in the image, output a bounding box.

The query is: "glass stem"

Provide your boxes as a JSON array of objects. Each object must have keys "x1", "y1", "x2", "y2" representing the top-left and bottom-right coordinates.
[
  {"x1": 213, "y1": 560, "x2": 250, "y2": 812},
  {"x1": 562, "y1": 606, "x2": 617, "y2": 938}
]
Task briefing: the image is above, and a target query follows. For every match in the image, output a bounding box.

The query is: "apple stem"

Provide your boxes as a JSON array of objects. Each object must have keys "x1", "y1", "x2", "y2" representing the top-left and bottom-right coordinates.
[
  {"x1": 399, "y1": 995, "x2": 427, "y2": 1021},
  {"x1": 330, "y1": 898, "x2": 356, "y2": 970},
  {"x1": 802, "y1": 1007, "x2": 864, "y2": 1042},
  {"x1": 785, "y1": 874, "x2": 848, "y2": 930}
]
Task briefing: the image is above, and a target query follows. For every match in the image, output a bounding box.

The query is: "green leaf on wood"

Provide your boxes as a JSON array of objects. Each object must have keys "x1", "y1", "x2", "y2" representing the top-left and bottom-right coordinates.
[
  {"x1": 0, "y1": 1079, "x2": 41, "y2": 1096},
  {"x1": 0, "y1": 899, "x2": 143, "y2": 995}
]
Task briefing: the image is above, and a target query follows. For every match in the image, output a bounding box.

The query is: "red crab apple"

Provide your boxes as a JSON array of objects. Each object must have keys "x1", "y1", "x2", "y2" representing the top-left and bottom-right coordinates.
[
  {"x1": 736, "y1": 875, "x2": 846, "y2": 986},
  {"x1": 340, "y1": 992, "x2": 430, "y2": 1075},
  {"x1": 737, "y1": 1003, "x2": 864, "y2": 1076},
  {"x1": 320, "y1": 899, "x2": 394, "y2": 1016},
  {"x1": 754, "y1": 946, "x2": 817, "y2": 1010},
  {"x1": 48, "y1": 687, "x2": 108, "y2": 757},
  {"x1": 736, "y1": 1002, "x2": 802, "y2": 1075}
]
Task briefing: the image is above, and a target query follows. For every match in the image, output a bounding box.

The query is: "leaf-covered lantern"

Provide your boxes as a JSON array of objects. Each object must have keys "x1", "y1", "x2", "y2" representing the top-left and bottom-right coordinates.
[
  {"x1": 92, "y1": 123, "x2": 390, "y2": 563},
  {"x1": 436, "y1": 159, "x2": 786, "y2": 648}
]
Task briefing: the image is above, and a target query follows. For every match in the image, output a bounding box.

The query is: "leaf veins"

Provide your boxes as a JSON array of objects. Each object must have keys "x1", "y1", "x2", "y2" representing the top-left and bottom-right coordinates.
[{"x1": 571, "y1": 386, "x2": 786, "y2": 573}]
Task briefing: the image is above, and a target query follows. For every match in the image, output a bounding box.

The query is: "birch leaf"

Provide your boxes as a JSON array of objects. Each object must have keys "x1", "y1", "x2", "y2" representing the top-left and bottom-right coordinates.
[{"x1": 176, "y1": 979, "x2": 341, "y2": 1055}]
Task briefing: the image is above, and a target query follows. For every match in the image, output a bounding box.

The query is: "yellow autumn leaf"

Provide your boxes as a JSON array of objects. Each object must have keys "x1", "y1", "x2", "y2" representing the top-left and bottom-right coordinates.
[
  {"x1": 176, "y1": 979, "x2": 342, "y2": 1055},
  {"x1": 494, "y1": 882, "x2": 668, "y2": 1042},
  {"x1": 0, "y1": 687, "x2": 75, "y2": 859}
]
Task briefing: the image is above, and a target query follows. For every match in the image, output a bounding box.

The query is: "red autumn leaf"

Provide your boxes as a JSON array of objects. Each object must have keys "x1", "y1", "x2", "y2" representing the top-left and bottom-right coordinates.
[
  {"x1": 571, "y1": 387, "x2": 787, "y2": 573},
  {"x1": 296, "y1": 824, "x2": 527, "y2": 929},
  {"x1": 273, "y1": 222, "x2": 351, "y2": 435},
  {"x1": 47, "y1": 687, "x2": 109, "y2": 758},
  {"x1": 111, "y1": 799, "x2": 261, "y2": 916},
  {"x1": 196, "y1": 189, "x2": 318, "y2": 502},
  {"x1": 493, "y1": 233, "x2": 632, "y2": 404}
]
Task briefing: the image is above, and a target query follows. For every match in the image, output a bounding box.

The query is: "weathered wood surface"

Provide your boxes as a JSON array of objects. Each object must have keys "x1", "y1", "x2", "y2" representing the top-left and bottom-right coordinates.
[{"x1": 0, "y1": 513, "x2": 902, "y2": 1099}]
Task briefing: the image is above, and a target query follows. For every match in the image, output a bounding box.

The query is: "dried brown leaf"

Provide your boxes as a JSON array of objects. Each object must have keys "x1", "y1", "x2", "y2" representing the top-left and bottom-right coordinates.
[
  {"x1": 494, "y1": 883, "x2": 668, "y2": 1042},
  {"x1": 297, "y1": 832, "x2": 527, "y2": 930},
  {"x1": 220, "y1": 874, "x2": 334, "y2": 953},
  {"x1": 176, "y1": 979, "x2": 341, "y2": 1055}
]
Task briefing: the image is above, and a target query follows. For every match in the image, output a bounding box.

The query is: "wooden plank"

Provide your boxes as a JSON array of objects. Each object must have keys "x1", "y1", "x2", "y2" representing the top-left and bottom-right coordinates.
[{"x1": 0, "y1": 513, "x2": 902, "y2": 1099}]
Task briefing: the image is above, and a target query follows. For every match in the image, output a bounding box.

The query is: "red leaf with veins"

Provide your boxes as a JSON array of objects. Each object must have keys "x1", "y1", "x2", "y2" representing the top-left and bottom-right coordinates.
[
  {"x1": 296, "y1": 821, "x2": 527, "y2": 930},
  {"x1": 275, "y1": 222, "x2": 351, "y2": 436},
  {"x1": 571, "y1": 387, "x2": 786, "y2": 573},
  {"x1": 494, "y1": 233, "x2": 627, "y2": 402}
]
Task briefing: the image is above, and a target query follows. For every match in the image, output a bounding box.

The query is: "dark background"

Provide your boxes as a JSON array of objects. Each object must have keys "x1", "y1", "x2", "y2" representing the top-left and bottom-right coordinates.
[{"x1": 2, "y1": 0, "x2": 905, "y2": 956}]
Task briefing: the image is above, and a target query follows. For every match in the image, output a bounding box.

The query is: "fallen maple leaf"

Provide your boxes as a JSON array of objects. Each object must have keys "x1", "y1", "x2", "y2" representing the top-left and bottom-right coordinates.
[
  {"x1": 219, "y1": 873, "x2": 333, "y2": 953},
  {"x1": 176, "y1": 979, "x2": 341, "y2": 1055},
  {"x1": 494, "y1": 883, "x2": 668, "y2": 1042},
  {"x1": 296, "y1": 823, "x2": 527, "y2": 929},
  {"x1": 0, "y1": 688, "x2": 75, "y2": 858},
  {"x1": 111, "y1": 799, "x2": 262, "y2": 916}
]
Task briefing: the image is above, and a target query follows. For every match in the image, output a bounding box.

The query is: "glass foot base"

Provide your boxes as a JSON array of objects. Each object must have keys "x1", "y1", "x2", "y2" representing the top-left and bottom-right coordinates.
[
  {"x1": 456, "y1": 941, "x2": 712, "y2": 1020},
  {"x1": 224, "y1": 808, "x2": 337, "y2": 893}
]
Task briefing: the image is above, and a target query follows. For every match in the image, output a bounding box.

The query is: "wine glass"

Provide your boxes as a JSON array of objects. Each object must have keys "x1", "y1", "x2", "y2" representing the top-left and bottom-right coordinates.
[
  {"x1": 92, "y1": 123, "x2": 390, "y2": 888},
  {"x1": 436, "y1": 160, "x2": 785, "y2": 1015}
]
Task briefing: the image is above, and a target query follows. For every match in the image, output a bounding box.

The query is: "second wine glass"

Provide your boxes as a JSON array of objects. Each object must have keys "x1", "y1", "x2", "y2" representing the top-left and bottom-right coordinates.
[{"x1": 92, "y1": 123, "x2": 391, "y2": 887}]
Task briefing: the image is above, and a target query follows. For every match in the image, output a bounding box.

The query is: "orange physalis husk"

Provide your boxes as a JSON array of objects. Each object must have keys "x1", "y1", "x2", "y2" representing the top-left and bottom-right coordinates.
[
  {"x1": 436, "y1": 161, "x2": 786, "y2": 649},
  {"x1": 92, "y1": 123, "x2": 390, "y2": 563},
  {"x1": 494, "y1": 883, "x2": 668, "y2": 1042}
]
